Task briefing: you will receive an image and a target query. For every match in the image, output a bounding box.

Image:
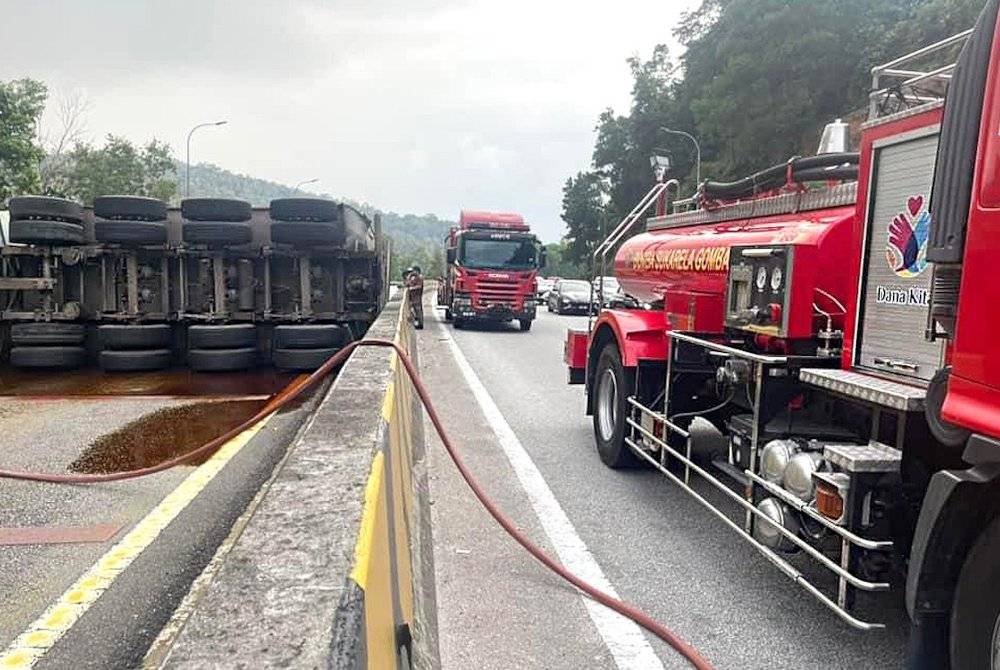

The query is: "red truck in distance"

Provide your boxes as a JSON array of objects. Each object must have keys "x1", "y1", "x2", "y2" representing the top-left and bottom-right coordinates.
[
  {"x1": 565, "y1": 3, "x2": 1000, "y2": 666},
  {"x1": 438, "y1": 210, "x2": 543, "y2": 331}
]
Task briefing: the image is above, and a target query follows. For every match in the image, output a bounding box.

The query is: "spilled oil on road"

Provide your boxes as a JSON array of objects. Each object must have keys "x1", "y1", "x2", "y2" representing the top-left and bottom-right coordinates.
[{"x1": 69, "y1": 399, "x2": 267, "y2": 473}]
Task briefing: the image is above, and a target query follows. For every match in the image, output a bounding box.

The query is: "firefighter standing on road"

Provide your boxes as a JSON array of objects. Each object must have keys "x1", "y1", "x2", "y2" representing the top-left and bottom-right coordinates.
[{"x1": 404, "y1": 266, "x2": 424, "y2": 329}]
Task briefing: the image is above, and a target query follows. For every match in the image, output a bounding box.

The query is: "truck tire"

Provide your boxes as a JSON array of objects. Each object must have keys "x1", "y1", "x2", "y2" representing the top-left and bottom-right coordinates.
[
  {"x1": 181, "y1": 198, "x2": 252, "y2": 222},
  {"x1": 187, "y1": 324, "x2": 256, "y2": 349},
  {"x1": 273, "y1": 324, "x2": 350, "y2": 349},
  {"x1": 592, "y1": 343, "x2": 638, "y2": 468},
  {"x1": 269, "y1": 198, "x2": 338, "y2": 222},
  {"x1": 10, "y1": 345, "x2": 86, "y2": 369},
  {"x1": 444, "y1": 308, "x2": 452, "y2": 322},
  {"x1": 182, "y1": 221, "x2": 253, "y2": 245},
  {"x1": 950, "y1": 514, "x2": 1000, "y2": 669},
  {"x1": 99, "y1": 324, "x2": 172, "y2": 349},
  {"x1": 99, "y1": 348, "x2": 172, "y2": 372},
  {"x1": 10, "y1": 322, "x2": 85, "y2": 345},
  {"x1": 188, "y1": 347, "x2": 257, "y2": 372},
  {"x1": 519, "y1": 319, "x2": 532, "y2": 332},
  {"x1": 93, "y1": 195, "x2": 167, "y2": 221},
  {"x1": 272, "y1": 347, "x2": 340, "y2": 371},
  {"x1": 95, "y1": 220, "x2": 168, "y2": 245},
  {"x1": 9, "y1": 219, "x2": 85, "y2": 246},
  {"x1": 925, "y1": 367, "x2": 972, "y2": 448},
  {"x1": 8, "y1": 196, "x2": 83, "y2": 223},
  {"x1": 453, "y1": 317, "x2": 464, "y2": 329},
  {"x1": 270, "y1": 221, "x2": 344, "y2": 246}
]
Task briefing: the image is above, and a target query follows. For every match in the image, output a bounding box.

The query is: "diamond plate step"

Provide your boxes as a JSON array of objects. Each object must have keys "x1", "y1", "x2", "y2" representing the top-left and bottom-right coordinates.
[
  {"x1": 824, "y1": 441, "x2": 902, "y2": 473},
  {"x1": 799, "y1": 368, "x2": 925, "y2": 411}
]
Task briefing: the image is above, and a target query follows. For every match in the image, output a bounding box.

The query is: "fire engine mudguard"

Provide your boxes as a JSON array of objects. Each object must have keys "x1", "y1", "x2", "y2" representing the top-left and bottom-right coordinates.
[
  {"x1": 586, "y1": 309, "x2": 668, "y2": 415},
  {"x1": 906, "y1": 436, "x2": 1000, "y2": 634}
]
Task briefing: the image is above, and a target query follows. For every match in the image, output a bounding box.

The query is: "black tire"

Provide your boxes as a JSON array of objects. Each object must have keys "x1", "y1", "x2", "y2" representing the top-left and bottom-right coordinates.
[
  {"x1": 519, "y1": 319, "x2": 532, "y2": 332},
  {"x1": 93, "y1": 195, "x2": 167, "y2": 221},
  {"x1": 99, "y1": 324, "x2": 172, "y2": 350},
  {"x1": 273, "y1": 324, "x2": 350, "y2": 349},
  {"x1": 591, "y1": 344, "x2": 638, "y2": 468},
  {"x1": 453, "y1": 318, "x2": 464, "y2": 329},
  {"x1": 95, "y1": 220, "x2": 168, "y2": 245},
  {"x1": 181, "y1": 198, "x2": 252, "y2": 222},
  {"x1": 925, "y1": 367, "x2": 972, "y2": 447},
  {"x1": 187, "y1": 324, "x2": 257, "y2": 349},
  {"x1": 272, "y1": 347, "x2": 340, "y2": 371},
  {"x1": 10, "y1": 345, "x2": 86, "y2": 369},
  {"x1": 444, "y1": 308, "x2": 453, "y2": 322},
  {"x1": 270, "y1": 221, "x2": 344, "y2": 246},
  {"x1": 99, "y1": 348, "x2": 172, "y2": 372},
  {"x1": 188, "y1": 347, "x2": 257, "y2": 372},
  {"x1": 182, "y1": 221, "x2": 253, "y2": 245},
  {"x1": 269, "y1": 198, "x2": 338, "y2": 222},
  {"x1": 9, "y1": 219, "x2": 85, "y2": 246},
  {"x1": 950, "y1": 514, "x2": 1000, "y2": 669},
  {"x1": 7, "y1": 196, "x2": 83, "y2": 223},
  {"x1": 10, "y1": 322, "x2": 85, "y2": 345}
]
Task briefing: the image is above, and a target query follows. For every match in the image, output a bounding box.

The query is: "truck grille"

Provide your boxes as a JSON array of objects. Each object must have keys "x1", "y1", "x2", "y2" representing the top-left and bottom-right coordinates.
[{"x1": 476, "y1": 279, "x2": 521, "y2": 307}]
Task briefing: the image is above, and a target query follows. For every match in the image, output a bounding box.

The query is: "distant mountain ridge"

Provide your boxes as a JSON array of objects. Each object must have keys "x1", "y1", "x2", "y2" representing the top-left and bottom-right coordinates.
[{"x1": 172, "y1": 161, "x2": 452, "y2": 276}]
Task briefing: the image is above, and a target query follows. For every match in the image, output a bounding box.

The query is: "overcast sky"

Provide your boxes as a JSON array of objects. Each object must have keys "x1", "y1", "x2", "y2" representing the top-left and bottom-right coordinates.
[{"x1": 1, "y1": 0, "x2": 697, "y2": 242}]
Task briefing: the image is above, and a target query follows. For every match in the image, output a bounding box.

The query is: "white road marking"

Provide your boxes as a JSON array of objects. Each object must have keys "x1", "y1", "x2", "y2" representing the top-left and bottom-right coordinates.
[{"x1": 436, "y1": 314, "x2": 665, "y2": 670}]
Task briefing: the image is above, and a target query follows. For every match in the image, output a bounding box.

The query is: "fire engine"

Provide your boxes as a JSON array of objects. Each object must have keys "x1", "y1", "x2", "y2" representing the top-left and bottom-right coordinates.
[
  {"x1": 438, "y1": 210, "x2": 543, "y2": 331},
  {"x1": 565, "y1": 2, "x2": 1000, "y2": 665}
]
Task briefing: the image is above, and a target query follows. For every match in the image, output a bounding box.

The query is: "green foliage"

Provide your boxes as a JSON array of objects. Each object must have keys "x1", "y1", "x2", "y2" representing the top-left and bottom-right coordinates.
[
  {"x1": 0, "y1": 79, "x2": 47, "y2": 203},
  {"x1": 58, "y1": 135, "x2": 177, "y2": 205},
  {"x1": 542, "y1": 241, "x2": 585, "y2": 279},
  {"x1": 561, "y1": 0, "x2": 987, "y2": 258},
  {"x1": 560, "y1": 171, "x2": 608, "y2": 267}
]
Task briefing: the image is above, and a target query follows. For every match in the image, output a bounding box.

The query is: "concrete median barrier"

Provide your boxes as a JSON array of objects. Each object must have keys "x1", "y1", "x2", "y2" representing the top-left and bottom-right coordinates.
[{"x1": 152, "y1": 293, "x2": 439, "y2": 669}]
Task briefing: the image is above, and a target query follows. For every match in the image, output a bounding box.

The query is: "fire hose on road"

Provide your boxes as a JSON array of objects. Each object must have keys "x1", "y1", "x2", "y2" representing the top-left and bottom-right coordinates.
[{"x1": 0, "y1": 338, "x2": 715, "y2": 670}]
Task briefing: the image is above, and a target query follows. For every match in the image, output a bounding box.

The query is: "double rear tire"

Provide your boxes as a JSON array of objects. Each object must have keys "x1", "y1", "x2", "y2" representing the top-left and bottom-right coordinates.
[
  {"x1": 187, "y1": 324, "x2": 257, "y2": 371},
  {"x1": 9, "y1": 322, "x2": 86, "y2": 369},
  {"x1": 272, "y1": 324, "x2": 350, "y2": 371},
  {"x1": 98, "y1": 324, "x2": 173, "y2": 371}
]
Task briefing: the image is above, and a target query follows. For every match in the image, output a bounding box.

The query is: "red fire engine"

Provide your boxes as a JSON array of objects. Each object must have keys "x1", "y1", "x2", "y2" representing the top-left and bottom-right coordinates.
[
  {"x1": 438, "y1": 210, "x2": 543, "y2": 331},
  {"x1": 565, "y1": 2, "x2": 1000, "y2": 665}
]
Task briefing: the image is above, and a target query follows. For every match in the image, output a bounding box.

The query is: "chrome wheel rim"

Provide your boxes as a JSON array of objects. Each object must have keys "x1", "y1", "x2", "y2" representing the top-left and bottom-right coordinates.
[
  {"x1": 991, "y1": 613, "x2": 1000, "y2": 669},
  {"x1": 597, "y1": 368, "x2": 618, "y2": 442}
]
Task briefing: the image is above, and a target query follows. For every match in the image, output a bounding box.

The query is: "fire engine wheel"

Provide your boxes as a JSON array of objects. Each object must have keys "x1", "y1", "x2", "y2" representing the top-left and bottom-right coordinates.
[
  {"x1": 95, "y1": 220, "x2": 168, "y2": 245},
  {"x1": 7, "y1": 196, "x2": 84, "y2": 224},
  {"x1": 273, "y1": 324, "x2": 351, "y2": 349},
  {"x1": 10, "y1": 322, "x2": 85, "y2": 346},
  {"x1": 9, "y1": 219, "x2": 85, "y2": 246},
  {"x1": 99, "y1": 324, "x2": 172, "y2": 350},
  {"x1": 181, "y1": 198, "x2": 252, "y2": 222},
  {"x1": 187, "y1": 347, "x2": 257, "y2": 372},
  {"x1": 925, "y1": 367, "x2": 972, "y2": 448},
  {"x1": 519, "y1": 319, "x2": 532, "y2": 332},
  {"x1": 99, "y1": 348, "x2": 172, "y2": 372},
  {"x1": 951, "y1": 514, "x2": 1000, "y2": 670},
  {"x1": 593, "y1": 344, "x2": 638, "y2": 468},
  {"x1": 93, "y1": 195, "x2": 167, "y2": 222},
  {"x1": 187, "y1": 324, "x2": 257, "y2": 349},
  {"x1": 10, "y1": 346, "x2": 86, "y2": 369},
  {"x1": 269, "y1": 221, "x2": 344, "y2": 246},
  {"x1": 181, "y1": 221, "x2": 253, "y2": 245}
]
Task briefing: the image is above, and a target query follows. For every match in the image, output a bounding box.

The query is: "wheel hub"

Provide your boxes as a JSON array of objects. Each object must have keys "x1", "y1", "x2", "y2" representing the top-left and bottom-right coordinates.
[{"x1": 597, "y1": 368, "x2": 618, "y2": 442}]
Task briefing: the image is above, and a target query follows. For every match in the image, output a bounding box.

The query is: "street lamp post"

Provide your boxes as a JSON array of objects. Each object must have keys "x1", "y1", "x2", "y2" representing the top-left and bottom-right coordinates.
[
  {"x1": 186, "y1": 120, "x2": 228, "y2": 197},
  {"x1": 293, "y1": 178, "x2": 318, "y2": 193},
  {"x1": 660, "y1": 127, "x2": 701, "y2": 192}
]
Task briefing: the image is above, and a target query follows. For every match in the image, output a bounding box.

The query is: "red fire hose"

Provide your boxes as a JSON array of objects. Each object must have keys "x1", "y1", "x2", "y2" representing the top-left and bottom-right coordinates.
[{"x1": 0, "y1": 338, "x2": 715, "y2": 670}]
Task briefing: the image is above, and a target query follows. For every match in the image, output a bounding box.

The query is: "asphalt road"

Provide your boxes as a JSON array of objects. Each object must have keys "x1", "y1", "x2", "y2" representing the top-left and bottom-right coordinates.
[
  {"x1": 422, "y1": 302, "x2": 908, "y2": 670},
  {"x1": 0, "y1": 381, "x2": 325, "y2": 669}
]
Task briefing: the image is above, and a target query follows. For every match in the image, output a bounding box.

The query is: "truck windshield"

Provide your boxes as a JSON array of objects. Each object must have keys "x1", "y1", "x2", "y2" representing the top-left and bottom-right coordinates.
[{"x1": 460, "y1": 238, "x2": 537, "y2": 270}]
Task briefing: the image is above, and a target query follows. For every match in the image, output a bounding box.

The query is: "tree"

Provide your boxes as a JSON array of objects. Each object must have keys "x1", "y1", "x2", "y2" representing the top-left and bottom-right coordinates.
[
  {"x1": 541, "y1": 241, "x2": 585, "y2": 279},
  {"x1": 0, "y1": 78, "x2": 47, "y2": 203},
  {"x1": 39, "y1": 90, "x2": 90, "y2": 195},
  {"x1": 61, "y1": 135, "x2": 177, "y2": 205},
  {"x1": 560, "y1": 171, "x2": 608, "y2": 268}
]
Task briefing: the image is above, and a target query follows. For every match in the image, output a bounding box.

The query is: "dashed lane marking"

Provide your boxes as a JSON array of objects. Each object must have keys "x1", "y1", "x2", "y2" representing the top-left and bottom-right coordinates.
[
  {"x1": 0, "y1": 416, "x2": 272, "y2": 669},
  {"x1": 436, "y1": 312, "x2": 665, "y2": 670}
]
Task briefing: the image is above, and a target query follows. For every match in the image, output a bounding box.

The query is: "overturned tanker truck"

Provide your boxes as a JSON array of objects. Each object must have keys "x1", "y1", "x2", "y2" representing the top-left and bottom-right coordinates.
[
  {"x1": 0, "y1": 196, "x2": 387, "y2": 372},
  {"x1": 565, "y1": 3, "x2": 1000, "y2": 666}
]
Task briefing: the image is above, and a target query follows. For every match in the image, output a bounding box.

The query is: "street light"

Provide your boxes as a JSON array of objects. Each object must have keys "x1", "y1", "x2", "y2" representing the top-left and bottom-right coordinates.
[
  {"x1": 660, "y1": 127, "x2": 701, "y2": 191},
  {"x1": 293, "y1": 178, "x2": 319, "y2": 192},
  {"x1": 186, "y1": 120, "x2": 228, "y2": 197}
]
